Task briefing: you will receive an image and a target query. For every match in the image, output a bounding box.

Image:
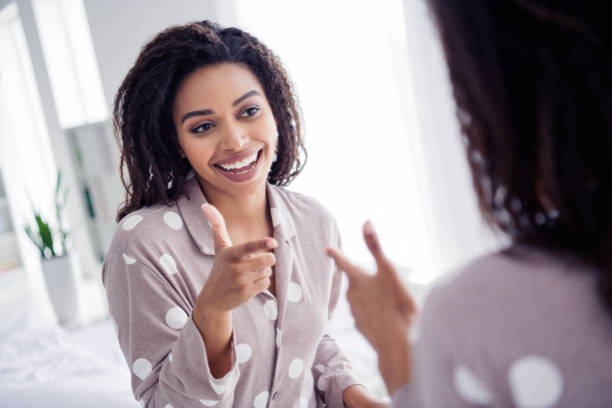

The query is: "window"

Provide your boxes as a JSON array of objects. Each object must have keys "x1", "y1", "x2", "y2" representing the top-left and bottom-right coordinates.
[
  {"x1": 32, "y1": 0, "x2": 106, "y2": 128},
  {"x1": 233, "y1": 0, "x2": 435, "y2": 280}
]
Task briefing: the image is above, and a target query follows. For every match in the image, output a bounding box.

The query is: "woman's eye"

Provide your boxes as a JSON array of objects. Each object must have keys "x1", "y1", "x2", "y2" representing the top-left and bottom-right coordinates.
[
  {"x1": 240, "y1": 106, "x2": 260, "y2": 118},
  {"x1": 191, "y1": 122, "x2": 214, "y2": 133}
]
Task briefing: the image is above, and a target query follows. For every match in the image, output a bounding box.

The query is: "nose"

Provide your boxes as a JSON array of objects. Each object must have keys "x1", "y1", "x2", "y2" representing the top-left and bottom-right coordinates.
[{"x1": 221, "y1": 122, "x2": 248, "y2": 151}]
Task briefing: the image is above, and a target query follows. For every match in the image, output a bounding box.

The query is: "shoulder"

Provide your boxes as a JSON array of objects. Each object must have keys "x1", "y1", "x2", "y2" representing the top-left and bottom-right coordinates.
[
  {"x1": 106, "y1": 202, "x2": 182, "y2": 258},
  {"x1": 428, "y1": 245, "x2": 593, "y2": 305},
  {"x1": 420, "y1": 245, "x2": 598, "y2": 340}
]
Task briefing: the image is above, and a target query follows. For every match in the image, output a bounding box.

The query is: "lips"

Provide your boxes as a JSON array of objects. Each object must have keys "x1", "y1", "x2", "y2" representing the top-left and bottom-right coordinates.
[
  {"x1": 214, "y1": 148, "x2": 260, "y2": 167},
  {"x1": 212, "y1": 148, "x2": 263, "y2": 182},
  {"x1": 214, "y1": 149, "x2": 261, "y2": 172}
]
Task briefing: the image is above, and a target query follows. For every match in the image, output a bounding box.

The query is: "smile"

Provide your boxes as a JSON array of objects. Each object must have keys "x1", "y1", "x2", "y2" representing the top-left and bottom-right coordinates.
[{"x1": 213, "y1": 149, "x2": 263, "y2": 182}]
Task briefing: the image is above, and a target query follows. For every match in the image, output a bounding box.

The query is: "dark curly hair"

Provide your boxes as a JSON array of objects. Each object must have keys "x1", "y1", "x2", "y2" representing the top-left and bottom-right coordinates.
[
  {"x1": 427, "y1": 1, "x2": 612, "y2": 312},
  {"x1": 113, "y1": 21, "x2": 306, "y2": 222}
]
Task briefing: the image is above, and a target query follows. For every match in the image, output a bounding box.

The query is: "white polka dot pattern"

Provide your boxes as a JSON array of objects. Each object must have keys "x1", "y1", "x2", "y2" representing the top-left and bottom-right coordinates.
[
  {"x1": 210, "y1": 382, "x2": 225, "y2": 395},
  {"x1": 199, "y1": 400, "x2": 217, "y2": 407},
  {"x1": 159, "y1": 254, "x2": 178, "y2": 275},
  {"x1": 263, "y1": 299, "x2": 278, "y2": 320},
  {"x1": 122, "y1": 215, "x2": 143, "y2": 230},
  {"x1": 132, "y1": 358, "x2": 152, "y2": 380},
  {"x1": 288, "y1": 358, "x2": 304, "y2": 379},
  {"x1": 509, "y1": 355, "x2": 563, "y2": 408},
  {"x1": 236, "y1": 343, "x2": 252, "y2": 364},
  {"x1": 253, "y1": 391, "x2": 269, "y2": 408},
  {"x1": 287, "y1": 282, "x2": 302, "y2": 302},
  {"x1": 163, "y1": 211, "x2": 183, "y2": 230},
  {"x1": 165, "y1": 306, "x2": 188, "y2": 329},
  {"x1": 453, "y1": 365, "x2": 493, "y2": 405},
  {"x1": 123, "y1": 253, "x2": 137, "y2": 265},
  {"x1": 297, "y1": 395, "x2": 307, "y2": 408}
]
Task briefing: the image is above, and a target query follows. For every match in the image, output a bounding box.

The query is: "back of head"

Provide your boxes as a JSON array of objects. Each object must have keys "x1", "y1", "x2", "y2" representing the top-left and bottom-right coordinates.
[{"x1": 427, "y1": 1, "x2": 612, "y2": 311}]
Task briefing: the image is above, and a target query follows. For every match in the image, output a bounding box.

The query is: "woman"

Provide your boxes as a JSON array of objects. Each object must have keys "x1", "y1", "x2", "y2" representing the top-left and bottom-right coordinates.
[
  {"x1": 327, "y1": 1, "x2": 612, "y2": 406},
  {"x1": 103, "y1": 21, "x2": 383, "y2": 408}
]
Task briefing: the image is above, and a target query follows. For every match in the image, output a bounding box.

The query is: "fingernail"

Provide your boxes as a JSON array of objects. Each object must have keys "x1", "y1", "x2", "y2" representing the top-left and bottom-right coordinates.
[
  {"x1": 363, "y1": 220, "x2": 375, "y2": 235},
  {"x1": 267, "y1": 239, "x2": 278, "y2": 249}
]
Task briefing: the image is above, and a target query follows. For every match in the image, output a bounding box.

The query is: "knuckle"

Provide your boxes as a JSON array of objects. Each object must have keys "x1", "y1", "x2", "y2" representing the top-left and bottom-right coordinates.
[
  {"x1": 228, "y1": 264, "x2": 241, "y2": 275},
  {"x1": 245, "y1": 242, "x2": 258, "y2": 254},
  {"x1": 258, "y1": 278, "x2": 271, "y2": 291}
]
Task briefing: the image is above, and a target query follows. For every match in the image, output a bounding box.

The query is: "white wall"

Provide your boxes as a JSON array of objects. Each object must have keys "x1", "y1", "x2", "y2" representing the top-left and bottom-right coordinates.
[{"x1": 83, "y1": 0, "x2": 236, "y2": 115}]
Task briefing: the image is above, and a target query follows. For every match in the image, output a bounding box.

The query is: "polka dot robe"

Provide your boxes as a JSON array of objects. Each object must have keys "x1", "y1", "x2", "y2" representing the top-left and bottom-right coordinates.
[
  {"x1": 102, "y1": 177, "x2": 360, "y2": 407},
  {"x1": 390, "y1": 245, "x2": 612, "y2": 407}
]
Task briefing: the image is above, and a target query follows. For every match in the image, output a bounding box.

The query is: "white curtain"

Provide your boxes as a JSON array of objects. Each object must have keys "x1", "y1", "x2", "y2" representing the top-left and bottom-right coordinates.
[
  {"x1": 232, "y1": 0, "x2": 501, "y2": 283},
  {"x1": 399, "y1": 0, "x2": 503, "y2": 278}
]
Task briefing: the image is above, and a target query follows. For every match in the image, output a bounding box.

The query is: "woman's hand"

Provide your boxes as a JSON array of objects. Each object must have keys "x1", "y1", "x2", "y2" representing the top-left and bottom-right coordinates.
[
  {"x1": 343, "y1": 384, "x2": 388, "y2": 408},
  {"x1": 195, "y1": 204, "x2": 277, "y2": 315},
  {"x1": 192, "y1": 203, "x2": 277, "y2": 377},
  {"x1": 326, "y1": 221, "x2": 417, "y2": 395}
]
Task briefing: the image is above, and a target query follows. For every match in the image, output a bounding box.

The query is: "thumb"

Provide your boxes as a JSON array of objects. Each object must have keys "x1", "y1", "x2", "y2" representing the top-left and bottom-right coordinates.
[{"x1": 202, "y1": 204, "x2": 233, "y2": 250}]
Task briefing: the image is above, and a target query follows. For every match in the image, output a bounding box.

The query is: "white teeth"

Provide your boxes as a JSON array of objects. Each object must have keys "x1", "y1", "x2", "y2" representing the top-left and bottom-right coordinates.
[{"x1": 218, "y1": 151, "x2": 258, "y2": 171}]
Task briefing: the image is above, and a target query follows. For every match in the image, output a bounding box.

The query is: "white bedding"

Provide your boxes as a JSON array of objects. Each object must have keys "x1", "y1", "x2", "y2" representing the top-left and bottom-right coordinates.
[{"x1": 0, "y1": 319, "x2": 138, "y2": 408}]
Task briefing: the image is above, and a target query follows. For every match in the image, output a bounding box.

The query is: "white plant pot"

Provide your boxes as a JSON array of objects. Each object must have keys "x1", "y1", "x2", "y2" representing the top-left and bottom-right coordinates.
[{"x1": 41, "y1": 254, "x2": 82, "y2": 325}]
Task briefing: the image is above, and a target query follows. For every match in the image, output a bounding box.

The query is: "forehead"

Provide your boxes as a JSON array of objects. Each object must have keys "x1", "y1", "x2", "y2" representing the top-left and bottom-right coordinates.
[{"x1": 174, "y1": 63, "x2": 265, "y2": 112}]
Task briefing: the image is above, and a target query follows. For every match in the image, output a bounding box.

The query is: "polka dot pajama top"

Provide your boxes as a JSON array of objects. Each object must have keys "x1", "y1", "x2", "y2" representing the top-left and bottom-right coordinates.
[
  {"x1": 390, "y1": 245, "x2": 612, "y2": 407},
  {"x1": 102, "y1": 177, "x2": 360, "y2": 408}
]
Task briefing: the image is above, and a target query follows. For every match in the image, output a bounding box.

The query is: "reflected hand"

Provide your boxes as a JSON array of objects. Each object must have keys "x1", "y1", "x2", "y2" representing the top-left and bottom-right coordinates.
[{"x1": 326, "y1": 221, "x2": 416, "y2": 394}]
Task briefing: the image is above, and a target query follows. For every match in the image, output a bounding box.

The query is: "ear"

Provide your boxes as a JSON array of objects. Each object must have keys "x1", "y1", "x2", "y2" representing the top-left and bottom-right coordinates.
[{"x1": 178, "y1": 146, "x2": 186, "y2": 159}]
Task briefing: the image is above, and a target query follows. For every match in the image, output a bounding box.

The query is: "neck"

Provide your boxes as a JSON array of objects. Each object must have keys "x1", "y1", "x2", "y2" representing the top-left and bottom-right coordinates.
[{"x1": 197, "y1": 178, "x2": 271, "y2": 239}]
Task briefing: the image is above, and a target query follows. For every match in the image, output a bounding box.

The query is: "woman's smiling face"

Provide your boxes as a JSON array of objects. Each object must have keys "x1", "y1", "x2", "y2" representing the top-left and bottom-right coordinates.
[{"x1": 173, "y1": 63, "x2": 277, "y2": 199}]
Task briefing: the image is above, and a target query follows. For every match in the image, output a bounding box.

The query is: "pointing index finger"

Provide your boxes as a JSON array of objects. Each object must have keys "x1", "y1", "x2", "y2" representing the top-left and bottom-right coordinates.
[
  {"x1": 363, "y1": 220, "x2": 385, "y2": 263},
  {"x1": 325, "y1": 247, "x2": 366, "y2": 282},
  {"x1": 229, "y1": 237, "x2": 278, "y2": 260}
]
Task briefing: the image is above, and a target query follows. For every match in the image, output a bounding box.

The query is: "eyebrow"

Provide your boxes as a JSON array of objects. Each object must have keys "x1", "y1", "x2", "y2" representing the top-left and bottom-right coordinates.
[
  {"x1": 181, "y1": 109, "x2": 214, "y2": 124},
  {"x1": 180, "y1": 90, "x2": 261, "y2": 124},
  {"x1": 232, "y1": 90, "x2": 260, "y2": 106}
]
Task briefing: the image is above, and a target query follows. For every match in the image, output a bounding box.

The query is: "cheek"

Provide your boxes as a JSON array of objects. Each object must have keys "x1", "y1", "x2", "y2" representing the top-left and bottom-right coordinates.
[{"x1": 182, "y1": 139, "x2": 215, "y2": 166}]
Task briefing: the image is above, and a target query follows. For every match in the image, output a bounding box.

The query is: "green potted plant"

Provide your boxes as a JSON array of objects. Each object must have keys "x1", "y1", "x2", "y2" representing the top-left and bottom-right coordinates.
[{"x1": 24, "y1": 171, "x2": 81, "y2": 325}]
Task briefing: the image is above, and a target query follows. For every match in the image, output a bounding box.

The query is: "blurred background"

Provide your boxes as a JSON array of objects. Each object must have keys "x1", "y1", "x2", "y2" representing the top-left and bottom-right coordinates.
[{"x1": 0, "y1": 0, "x2": 503, "y2": 406}]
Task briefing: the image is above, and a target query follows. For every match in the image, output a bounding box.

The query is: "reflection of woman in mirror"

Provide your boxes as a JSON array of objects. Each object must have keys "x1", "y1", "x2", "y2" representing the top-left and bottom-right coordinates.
[
  {"x1": 327, "y1": 1, "x2": 612, "y2": 406},
  {"x1": 103, "y1": 21, "x2": 383, "y2": 408}
]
